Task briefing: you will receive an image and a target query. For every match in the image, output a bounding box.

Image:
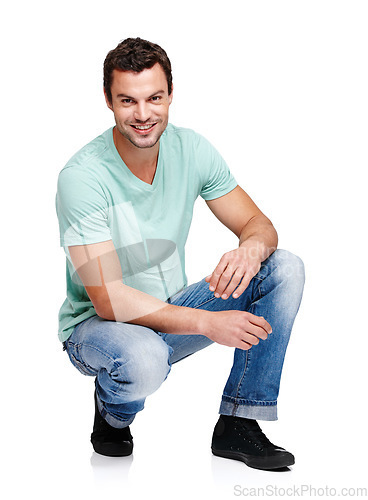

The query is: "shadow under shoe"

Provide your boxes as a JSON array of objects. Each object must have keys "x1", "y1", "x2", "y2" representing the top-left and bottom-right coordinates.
[
  {"x1": 91, "y1": 390, "x2": 133, "y2": 457},
  {"x1": 211, "y1": 415, "x2": 294, "y2": 470}
]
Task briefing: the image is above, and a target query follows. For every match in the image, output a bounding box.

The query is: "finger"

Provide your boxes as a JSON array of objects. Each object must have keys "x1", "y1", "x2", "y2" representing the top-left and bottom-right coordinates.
[
  {"x1": 232, "y1": 271, "x2": 254, "y2": 299},
  {"x1": 248, "y1": 314, "x2": 272, "y2": 335},
  {"x1": 208, "y1": 261, "x2": 228, "y2": 293},
  {"x1": 242, "y1": 332, "x2": 260, "y2": 345},
  {"x1": 208, "y1": 270, "x2": 222, "y2": 292},
  {"x1": 245, "y1": 322, "x2": 269, "y2": 341},
  {"x1": 237, "y1": 340, "x2": 253, "y2": 350},
  {"x1": 220, "y1": 269, "x2": 246, "y2": 299},
  {"x1": 213, "y1": 265, "x2": 237, "y2": 297}
]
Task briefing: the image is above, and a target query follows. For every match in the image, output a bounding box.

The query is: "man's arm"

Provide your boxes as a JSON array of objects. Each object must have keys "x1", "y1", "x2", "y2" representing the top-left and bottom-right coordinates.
[
  {"x1": 69, "y1": 239, "x2": 272, "y2": 350},
  {"x1": 205, "y1": 185, "x2": 278, "y2": 299}
]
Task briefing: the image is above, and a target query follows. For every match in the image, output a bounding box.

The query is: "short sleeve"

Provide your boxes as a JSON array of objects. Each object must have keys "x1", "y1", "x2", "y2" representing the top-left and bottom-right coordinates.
[
  {"x1": 56, "y1": 166, "x2": 111, "y2": 247},
  {"x1": 195, "y1": 134, "x2": 238, "y2": 200}
]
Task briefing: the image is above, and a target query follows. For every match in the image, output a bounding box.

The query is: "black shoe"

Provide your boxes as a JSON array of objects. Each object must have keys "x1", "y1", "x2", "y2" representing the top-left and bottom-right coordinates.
[
  {"x1": 91, "y1": 391, "x2": 133, "y2": 457},
  {"x1": 211, "y1": 415, "x2": 294, "y2": 470}
]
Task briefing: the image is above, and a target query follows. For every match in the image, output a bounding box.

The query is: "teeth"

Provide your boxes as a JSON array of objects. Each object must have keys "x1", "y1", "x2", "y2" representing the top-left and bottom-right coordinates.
[{"x1": 133, "y1": 124, "x2": 153, "y2": 130}]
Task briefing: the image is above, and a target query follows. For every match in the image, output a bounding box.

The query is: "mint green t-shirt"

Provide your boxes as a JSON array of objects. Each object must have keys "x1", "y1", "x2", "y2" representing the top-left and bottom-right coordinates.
[{"x1": 56, "y1": 124, "x2": 238, "y2": 342}]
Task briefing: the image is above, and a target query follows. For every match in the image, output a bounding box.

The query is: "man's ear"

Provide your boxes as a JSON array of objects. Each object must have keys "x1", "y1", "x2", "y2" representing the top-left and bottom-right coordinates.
[
  {"x1": 168, "y1": 84, "x2": 174, "y2": 105},
  {"x1": 104, "y1": 88, "x2": 113, "y2": 111}
]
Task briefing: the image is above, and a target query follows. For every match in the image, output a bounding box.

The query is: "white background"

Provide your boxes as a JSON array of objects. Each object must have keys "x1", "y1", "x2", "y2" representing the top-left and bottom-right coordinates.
[{"x1": 1, "y1": 1, "x2": 367, "y2": 499}]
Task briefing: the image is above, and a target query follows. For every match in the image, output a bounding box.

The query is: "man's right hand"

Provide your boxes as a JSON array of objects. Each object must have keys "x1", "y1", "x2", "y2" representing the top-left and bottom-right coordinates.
[{"x1": 201, "y1": 310, "x2": 272, "y2": 350}]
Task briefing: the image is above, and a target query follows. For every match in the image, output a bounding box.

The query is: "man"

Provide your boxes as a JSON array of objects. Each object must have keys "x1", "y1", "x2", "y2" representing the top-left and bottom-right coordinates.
[{"x1": 56, "y1": 37, "x2": 304, "y2": 470}]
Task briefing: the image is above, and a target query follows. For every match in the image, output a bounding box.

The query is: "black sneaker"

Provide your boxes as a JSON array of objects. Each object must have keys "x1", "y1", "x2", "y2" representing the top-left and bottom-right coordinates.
[
  {"x1": 91, "y1": 390, "x2": 133, "y2": 457},
  {"x1": 211, "y1": 414, "x2": 294, "y2": 470}
]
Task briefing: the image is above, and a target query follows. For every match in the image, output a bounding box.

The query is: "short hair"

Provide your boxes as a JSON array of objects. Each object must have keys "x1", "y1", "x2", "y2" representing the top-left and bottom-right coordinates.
[{"x1": 103, "y1": 37, "x2": 173, "y2": 103}]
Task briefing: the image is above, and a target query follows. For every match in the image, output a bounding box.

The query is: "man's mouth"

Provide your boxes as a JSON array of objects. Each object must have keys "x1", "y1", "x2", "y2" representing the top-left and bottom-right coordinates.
[{"x1": 130, "y1": 123, "x2": 157, "y2": 133}]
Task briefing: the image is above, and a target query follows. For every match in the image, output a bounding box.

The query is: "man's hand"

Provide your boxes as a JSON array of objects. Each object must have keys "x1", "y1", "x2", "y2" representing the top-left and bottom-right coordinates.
[
  {"x1": 205, "y1": 246, "x2": 262, "y2": 300},
  {"x1": 204, "y1": 186, "x2": 278, "y2": 299},
  {"x1": 202, "y1": 309, "x2": 272, "y2": 350}
]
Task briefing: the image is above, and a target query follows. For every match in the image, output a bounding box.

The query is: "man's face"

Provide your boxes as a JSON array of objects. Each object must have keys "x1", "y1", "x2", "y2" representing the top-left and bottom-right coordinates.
[{"x1": 105, "y1": 63, "x2": 173, "y2": 150}]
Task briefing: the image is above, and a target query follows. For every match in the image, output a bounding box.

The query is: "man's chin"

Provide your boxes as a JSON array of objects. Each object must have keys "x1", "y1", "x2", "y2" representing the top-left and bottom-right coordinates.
[
  {"x1": 115, "y1": 122, "x2": 168, "y2": 150},
  {"x1": 128, "y1": 135, "x2": 160, "y2": 149},
  {"x1": 124, "y1": 128, "x2": 163, "y2": 149}
]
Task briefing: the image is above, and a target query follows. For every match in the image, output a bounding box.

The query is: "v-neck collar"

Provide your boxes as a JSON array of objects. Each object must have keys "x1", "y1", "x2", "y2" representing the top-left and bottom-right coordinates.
[{"x1": 107, "y1": 127, "x2": 162, "y2": 190}]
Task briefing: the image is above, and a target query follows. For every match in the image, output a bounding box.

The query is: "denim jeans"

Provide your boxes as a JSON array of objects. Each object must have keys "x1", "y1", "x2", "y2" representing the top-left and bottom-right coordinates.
[{"x1": 63, "y1": 249, "x2": 305, "y2": 428}]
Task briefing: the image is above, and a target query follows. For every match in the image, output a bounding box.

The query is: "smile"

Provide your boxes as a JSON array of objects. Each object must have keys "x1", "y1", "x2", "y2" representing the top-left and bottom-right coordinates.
[{"x1": 130, "y1": 123, "x2": 157, "y2": 133}]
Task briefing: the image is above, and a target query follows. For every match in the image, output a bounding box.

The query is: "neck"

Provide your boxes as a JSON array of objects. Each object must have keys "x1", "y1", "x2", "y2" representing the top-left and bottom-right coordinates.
[{"x1": 113, "y1": 127, "x2": 159, "y2": 173}]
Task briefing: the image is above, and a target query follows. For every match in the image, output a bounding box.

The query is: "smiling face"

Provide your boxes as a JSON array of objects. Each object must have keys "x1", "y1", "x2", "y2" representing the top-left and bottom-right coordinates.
[{"x1": 105, "y1": 63, "x2": 173, "y2": 151}]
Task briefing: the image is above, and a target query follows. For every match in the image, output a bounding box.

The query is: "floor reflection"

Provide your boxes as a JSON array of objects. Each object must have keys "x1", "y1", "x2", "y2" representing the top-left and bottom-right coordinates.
[{"x1": 90, "y1": 452, "x2": 134, "y2": 488}]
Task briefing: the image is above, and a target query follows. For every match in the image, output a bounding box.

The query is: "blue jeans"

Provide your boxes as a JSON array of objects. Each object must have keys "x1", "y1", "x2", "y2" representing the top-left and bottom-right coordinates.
[{"x1": 63, "y1": 249, "x2": 305, "y2": 428}]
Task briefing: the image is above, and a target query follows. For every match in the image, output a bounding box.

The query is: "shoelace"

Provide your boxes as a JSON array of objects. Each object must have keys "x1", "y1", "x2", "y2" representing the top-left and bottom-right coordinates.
[{"x1": 234, "y1": 419, "x2": 275, "y2": 449}]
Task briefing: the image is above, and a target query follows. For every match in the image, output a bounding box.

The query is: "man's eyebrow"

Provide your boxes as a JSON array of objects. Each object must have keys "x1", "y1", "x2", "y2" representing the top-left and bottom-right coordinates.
[
  {"x1": 116, "y1": 90, "x2": 165, "y2": 99},
  {"x1": 116, "y1": 93, "x2": 134, "y2": 99}
]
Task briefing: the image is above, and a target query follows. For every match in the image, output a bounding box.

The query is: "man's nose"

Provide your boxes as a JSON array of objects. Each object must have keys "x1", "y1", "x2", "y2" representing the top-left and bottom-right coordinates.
[{"x1": 134, "y1": 101, "x2": 150, "y2": 122}]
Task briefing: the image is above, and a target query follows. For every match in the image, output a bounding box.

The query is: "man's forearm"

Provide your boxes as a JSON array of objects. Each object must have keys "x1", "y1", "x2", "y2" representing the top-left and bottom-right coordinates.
[
  {"x1": 83, "y1": 215, "x2": 277, "y2": 336},
  {"x1": 238, "y1": 214, "x2": 278, "y2": 262},
  {"x1": 127, "y1": 301, "x2": 209, "y2": 335},
  {"x1": 99, "y1": 280, "x2": 209, "y2": 335},
  {"x1": 98, "y1": 280, "x2": 271, "y2": 351}
]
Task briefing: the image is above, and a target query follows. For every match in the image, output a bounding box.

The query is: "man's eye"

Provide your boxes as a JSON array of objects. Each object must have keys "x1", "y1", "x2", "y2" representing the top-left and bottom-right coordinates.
[
  {"x1": 150, "y1": 96, "x2": 161, "y2": 102},
  {"x1": 122, "y1": 99, "x2": 133, "y2": 104}
]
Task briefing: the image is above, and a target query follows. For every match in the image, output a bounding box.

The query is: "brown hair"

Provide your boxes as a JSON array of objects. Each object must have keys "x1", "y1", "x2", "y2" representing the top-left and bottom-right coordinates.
[{"x1": 104, "y1": 37, "x2": 173, "y2": 104}]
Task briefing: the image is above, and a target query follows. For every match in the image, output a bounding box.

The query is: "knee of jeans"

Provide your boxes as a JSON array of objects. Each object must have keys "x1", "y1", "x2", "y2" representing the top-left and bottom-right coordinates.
[
  {"x1": 111, "y1": 341, "x2": 171, "y2": 400},
  {"x1": 271, "y1": 249, "x2": 305, "y2": 292}
]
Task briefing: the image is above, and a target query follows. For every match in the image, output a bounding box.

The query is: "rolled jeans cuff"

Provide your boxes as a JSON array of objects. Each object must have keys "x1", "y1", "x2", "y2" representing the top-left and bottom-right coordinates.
[
  {"x1": 219, "y1": 397, "x2": 278, "y2": 421},
  {"x1": 96, "y1": 391, "x2": 135, "y2": 429}
]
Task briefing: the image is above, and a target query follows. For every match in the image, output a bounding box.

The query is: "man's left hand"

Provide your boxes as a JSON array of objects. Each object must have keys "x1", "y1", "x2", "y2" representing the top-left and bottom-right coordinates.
[{"x1": 205, "y1": 247, "x2": 262, "y2": 299}]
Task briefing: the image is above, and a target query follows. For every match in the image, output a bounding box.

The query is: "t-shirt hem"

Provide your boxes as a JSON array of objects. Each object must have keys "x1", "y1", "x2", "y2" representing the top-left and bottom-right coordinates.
[
  {"x1": 60, "y1": 236, "x2": 112, "y2": 247},
  {"x1": 58, "y1": 311, "x2": 98, "y2": 342},
  {"x1": 200, "y1": 181, "x2": 238, "y2": 201}
]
